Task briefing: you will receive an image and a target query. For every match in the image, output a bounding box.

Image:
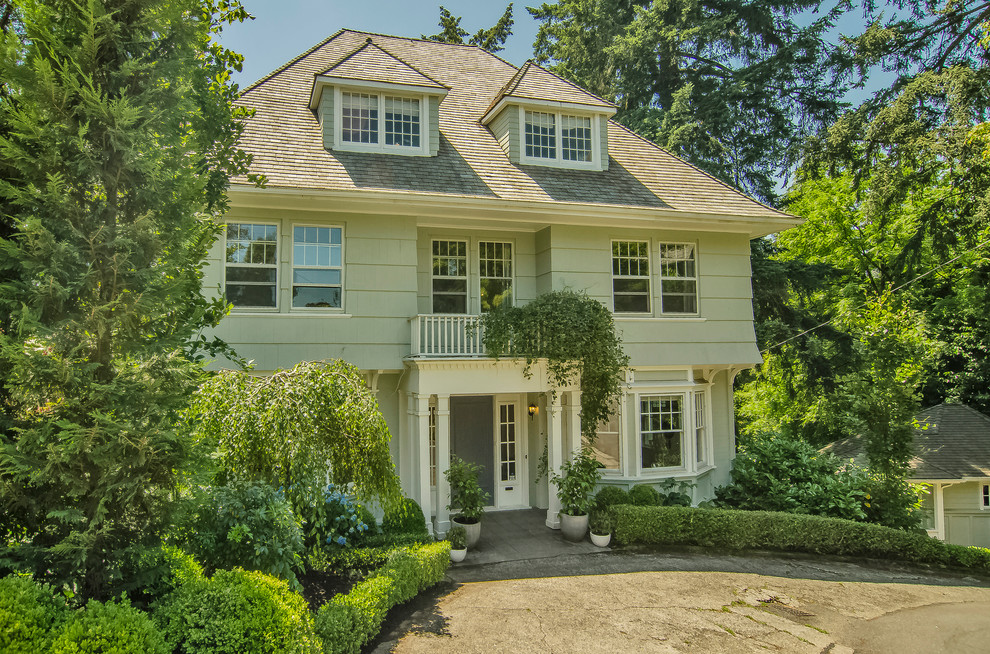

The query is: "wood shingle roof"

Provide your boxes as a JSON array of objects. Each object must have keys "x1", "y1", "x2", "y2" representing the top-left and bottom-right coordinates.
[{"x1": 236, "y1": 29, "x2": 791, "y2": 223}]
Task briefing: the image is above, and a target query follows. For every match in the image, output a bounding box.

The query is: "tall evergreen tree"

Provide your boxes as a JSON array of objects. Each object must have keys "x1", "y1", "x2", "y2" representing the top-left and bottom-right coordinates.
[
  {"x1": 0, "y1": 0, "x2": 254, "y2": 599},
  {"x1": 424, "y1": 4, "x2": 514, "y2": 53}
]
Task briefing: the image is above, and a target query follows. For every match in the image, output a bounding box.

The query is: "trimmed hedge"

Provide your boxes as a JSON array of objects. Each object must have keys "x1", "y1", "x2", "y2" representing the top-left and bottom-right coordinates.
[
  {"x1": 314, "y1": 542, "x2": 450, "y2": 654},
  {"x1": 613, "y1": 505, "x2": 990, "y2": 573},
  {"x1": 50, "y1": 598, "x2": 167, "y2": 654},
  {"x1": 0, "y1": 575, "x2": 68, "y2": 653}
]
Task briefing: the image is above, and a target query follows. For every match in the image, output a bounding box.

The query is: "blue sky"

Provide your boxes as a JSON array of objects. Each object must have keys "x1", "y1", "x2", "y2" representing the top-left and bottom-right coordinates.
[{"x1": 218, "y1": 1, "x2": 540, "y2": 88}]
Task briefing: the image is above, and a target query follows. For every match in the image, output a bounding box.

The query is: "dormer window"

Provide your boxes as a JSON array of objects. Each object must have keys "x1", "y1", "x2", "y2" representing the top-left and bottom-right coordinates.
[
  {"x1": 336, "y1": 89, "x2": 426, "y2": 154},
  {"x1": 519, "y1": 107, "x2": 601, "y2": 169}
]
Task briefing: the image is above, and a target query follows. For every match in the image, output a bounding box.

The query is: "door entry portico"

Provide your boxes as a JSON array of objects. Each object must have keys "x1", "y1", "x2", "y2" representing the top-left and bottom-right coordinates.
[{"x1": 450, "y1": 395, "x2": 495, "y2": 502}]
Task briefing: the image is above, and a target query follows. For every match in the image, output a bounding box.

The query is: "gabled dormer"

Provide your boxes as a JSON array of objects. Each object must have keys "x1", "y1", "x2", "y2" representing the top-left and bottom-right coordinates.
[
  {"x1": 481, "y1": 61, "x2": 616, "y2": 171},
  {"x1": 309, "y1": 38, "x2": 449, "y2": 157}
]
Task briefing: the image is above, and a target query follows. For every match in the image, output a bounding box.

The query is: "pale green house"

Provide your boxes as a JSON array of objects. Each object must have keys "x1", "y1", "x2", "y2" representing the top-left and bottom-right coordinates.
[{"x1": 207, "y1": 30, "x2": 798, "y2": 534}]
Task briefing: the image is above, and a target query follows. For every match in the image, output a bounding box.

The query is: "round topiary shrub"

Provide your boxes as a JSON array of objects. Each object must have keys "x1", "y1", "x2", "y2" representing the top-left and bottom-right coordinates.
[
  {"x1": 629, "y1": 484, "x2": 662, "y2": 506},
  {"x1": 153, "y1": 568, "x2": 322, "y2": 654},
  {"x1": 381, "y1": 497, "x2": 428, "y2": 538},
  {"x1": 50, "y1": 598, "x2": 166, "y2": 654},
  {"x1": 0, "y1": 574, "x2": 68, "y2": 654},
  {"x1": 126, "y1": 544, "x2": 205, "y2": 608},
  {"x1": 594, "y1": 486, "x2": 632, "y2": 509}
]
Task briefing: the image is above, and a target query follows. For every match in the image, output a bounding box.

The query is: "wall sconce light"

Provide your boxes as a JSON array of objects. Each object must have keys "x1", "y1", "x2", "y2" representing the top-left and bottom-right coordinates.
[{"x1": 528, "y1": 403, "x2": 538, "y2": 418}]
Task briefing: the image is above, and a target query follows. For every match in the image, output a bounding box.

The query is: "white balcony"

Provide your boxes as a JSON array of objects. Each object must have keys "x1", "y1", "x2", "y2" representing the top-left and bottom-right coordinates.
[{"x1": 410, "y1": 314, "x2": 486, "y2": 357}]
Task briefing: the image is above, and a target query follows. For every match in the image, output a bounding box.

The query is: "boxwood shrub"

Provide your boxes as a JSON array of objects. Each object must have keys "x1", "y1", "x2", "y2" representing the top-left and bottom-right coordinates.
[
  {"x1": 315, "y1": 541, "x2": 450, "y2": 654},
  {"x1": 612, "y1": 505, "x2": 990, "y2": 573},
  {"x1": 50, "y1": 598, "x2": 167, "y2": 654},
  {"x1": 0, "y1": 575, "x2": 68, "y2": 654},
  {"x1": 153, "y1": 568, "x2": 321, "y2": 654}
]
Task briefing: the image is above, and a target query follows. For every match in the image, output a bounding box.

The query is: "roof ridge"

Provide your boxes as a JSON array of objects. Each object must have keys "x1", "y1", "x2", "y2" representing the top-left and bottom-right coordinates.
[
  {"x1": 320, "y1": 38, "x2": 449, "y2": 89},
  {"x1": 608, "y1": 120, "x2": 794, "y2": 219},
  {"x1": 241, "y1": 29, "x2": 347, "y2": 94},
  {"x1": 482, "y1": 61, "x2": 528, "y2": 117}
]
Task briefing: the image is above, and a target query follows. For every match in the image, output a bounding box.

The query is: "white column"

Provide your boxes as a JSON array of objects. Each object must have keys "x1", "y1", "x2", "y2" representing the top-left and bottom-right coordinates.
[
  {"x1": 568, "y1": 390, "x2": 582, "y2": 456},
  {"x1": 411, "y1": 393, "x2": 433, "y2": 535},
  {"x1": 935, "y1": 482, "x2": 945, "y2": 541},
  {"x1": 436, "y1": 394, "x2": 452, "y2": 535},
  {"x1": 545, "y1": 393, "x2": 564, "y2": 529}
]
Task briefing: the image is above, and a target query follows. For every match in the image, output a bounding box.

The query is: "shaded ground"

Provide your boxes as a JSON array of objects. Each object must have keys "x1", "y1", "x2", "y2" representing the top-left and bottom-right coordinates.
[
  {"x1": 369, "y1": 549, "x2": 990, "y2": 653},
  {"x1": 297, "y1": 568, "x2": 357, "y2": 612}
]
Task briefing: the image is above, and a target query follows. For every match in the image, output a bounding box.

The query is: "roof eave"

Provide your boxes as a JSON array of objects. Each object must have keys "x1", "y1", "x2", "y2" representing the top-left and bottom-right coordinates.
[
  {"x1": 309, "y1": 75, "x2": 449, "y2": 110},
  {"x1": 481, "y1": 95, "x2": 617, "y2": 125}
]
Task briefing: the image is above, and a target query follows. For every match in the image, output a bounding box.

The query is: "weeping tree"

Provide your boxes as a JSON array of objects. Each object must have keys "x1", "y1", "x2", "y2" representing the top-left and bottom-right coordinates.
[{"x1": 187, "y1": 360, "x2": 402, "y2": 513}]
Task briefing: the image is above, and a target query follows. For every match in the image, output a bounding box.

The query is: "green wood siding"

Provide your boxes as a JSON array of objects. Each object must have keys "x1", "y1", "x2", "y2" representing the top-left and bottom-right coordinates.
[
  {"x1": 599, "y1": 116, "x2": 609, "y2": 171},
  {"x1": 429, "y1": 96, "x2": 440, "y2": 157},
  {"x1": 320, "y1": 90, "x2": 334, "y2": 150},
  {"x1": 488, "y1": 105, "x2": 519, "y2": 163}
]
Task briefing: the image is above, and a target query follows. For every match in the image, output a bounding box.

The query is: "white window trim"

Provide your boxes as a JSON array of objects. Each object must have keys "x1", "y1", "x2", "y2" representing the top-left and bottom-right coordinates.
[
  {"x1": 430, "y1": 237, "x2": 469, "y2": 315},
  {"x1": 693, "y1": 388, "x2": 714, "y2": 471},
  {"x1": 981, "y1": 483, "x2": 990, "y2": 510},
  {"x1": 290, "y1": 223, "x2": 345, "y2": 313},
  {"x1": 477, "y1": 239, "x2": 516, "y2": 314},
  {"x1": 518, "y1": 106, "x2": 600, "y2": 169},
  {"x1": 633, "y1": 385, "x2": 709, "y2": 478},
  {"x1": 611, "y1": 239, "x2": 653, "y2": 315},
  {"x1": 592, "y1": 398, "x2": 625, "y2": 477},
  {"x1": 658, "y1": 241, "x2": 701, "y2": 316},
  {"x1": 224, "y1": 221, "x2": 280, "y2": 313},
  {"x1": 333, "y1": 87, "x2": 430, "y2": 156}
]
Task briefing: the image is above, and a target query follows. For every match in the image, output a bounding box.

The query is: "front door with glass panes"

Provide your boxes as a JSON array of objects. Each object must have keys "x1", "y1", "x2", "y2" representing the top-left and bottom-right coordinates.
[{"x1": 494, "y1": 396, "x2": 526, "y2": 507}]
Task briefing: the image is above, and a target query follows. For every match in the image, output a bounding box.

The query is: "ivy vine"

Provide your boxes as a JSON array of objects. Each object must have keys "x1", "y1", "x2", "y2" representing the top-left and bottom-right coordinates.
[{"x1": 481, "y1": 290, "x2": 629, "y2": 437}]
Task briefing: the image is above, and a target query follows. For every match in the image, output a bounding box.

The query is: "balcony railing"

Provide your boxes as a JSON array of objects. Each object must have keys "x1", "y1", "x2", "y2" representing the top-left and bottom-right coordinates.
[{"x1": 410, "y1": 314, "x2": 486, "y2": 357}]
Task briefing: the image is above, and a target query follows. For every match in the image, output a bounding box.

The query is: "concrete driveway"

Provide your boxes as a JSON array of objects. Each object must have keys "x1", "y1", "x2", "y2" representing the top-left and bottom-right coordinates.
[{"x1": 374, "y1": 551, "x2": 990, "y2": 653}]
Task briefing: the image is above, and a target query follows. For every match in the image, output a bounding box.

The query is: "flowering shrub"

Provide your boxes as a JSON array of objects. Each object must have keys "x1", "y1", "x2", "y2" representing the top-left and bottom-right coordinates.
[{"x1": 298, "y1": 484, "x2": 373, "y2": 551}]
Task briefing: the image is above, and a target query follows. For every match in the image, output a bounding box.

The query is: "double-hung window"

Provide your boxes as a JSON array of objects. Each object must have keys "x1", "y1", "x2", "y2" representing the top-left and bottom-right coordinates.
[
  {"x1": 339, "y1": 90, "x2": 423, "y2": 152},
  {"x1": 659, "y1": 243, "x2": 698, "y2": 314},
  {"x1": 479, "y1": 241, "x2": 512, "y2": 312},
  {"x1": 640, "y1": 394, "x2": 684, "y2": 469},
  {"x1": 583, "y1": 403, "x2": 621, "y2": 471},
  {"x1": 612, "y1": 240, "x2": 651, "y2": 313},
  {"x1": 522, "y1": 109, "x2": 597, "y2": 167},
  {"x1": 694, "y1": 392, "x2": 707, "y2": 465},
  {"x1": 982, "y1": 484, "x2": 990, "y2": 510},
  {"x1": 225, "y1": 223, "x2": 278, "y2": 308},
  {"x1": 292, "y1": 226, "x2": 342, "y2": 309},
  {"x1": 432, "y1": 240, "x2": 468, "y2": 313}
]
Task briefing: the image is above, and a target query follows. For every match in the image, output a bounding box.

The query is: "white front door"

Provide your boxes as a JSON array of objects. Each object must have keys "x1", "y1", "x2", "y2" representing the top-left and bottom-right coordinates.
[{"x1": 494, "y1": 397, "x2": 527, "y2": 507}]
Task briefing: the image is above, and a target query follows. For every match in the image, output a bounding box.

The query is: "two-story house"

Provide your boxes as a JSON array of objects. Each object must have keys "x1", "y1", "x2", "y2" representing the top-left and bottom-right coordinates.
[{"x1": 207, "y1": 29, "x2": 798, "y2": 534}]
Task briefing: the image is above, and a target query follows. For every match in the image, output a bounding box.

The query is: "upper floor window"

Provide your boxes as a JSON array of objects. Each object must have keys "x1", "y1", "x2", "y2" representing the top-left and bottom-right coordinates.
[
  {"x1": 659, "y1": 243, "x2": 698, "y2": 314},
  {"x1": 338, "y1": 90, "x2": 424, "y2": 154},
  {"x1": 225, "y1": 223, "x2": 278, "y2": 309},
  {"x1": 521, "y1": 108, "x2": 598, "y2": 168},
  {"x1": 612, "y1": 240, "x2": 651, "y2": 313},
  {"x1": 292, "y1": 226, "x2": 343, "y2": 309},
  {"x1": 432, "y1": 239, "x2": 467, "y2": 313},
  {"x1": 479, "y1": 241, "x2": 512, "y2": 312}
]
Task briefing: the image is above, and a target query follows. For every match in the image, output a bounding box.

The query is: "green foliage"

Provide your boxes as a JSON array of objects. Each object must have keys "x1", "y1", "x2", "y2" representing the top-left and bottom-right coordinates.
[
  {"x1": 613, "y1": 505, "x2": 990, "y2": 575},
  {"x1": 153, "y1": 568, "x2": 321, "y2": 654},
  {"x1": 445, "y1": 456, "x2": 489, "y2": 523},
  {"x1": 528, "y1": 0, "x2": 850, "y2": 203},
  {"x1": 382, "y1": 497, "x2": 428, "y2": 539},
  {"x1": 188, "y1": 360, "x2": 402, "y2": 513},
  {"x1": 628, "y1": 484, "x2": 662, "y2": 506},
  {"x1": 179, "y1": 482, "x2": 304, "y2": 587},
  {"x1": 314, "y1": 542, "x2": 450, "y2": 654},
  {"x1": 589, "y1": 509, "x2": 613, "y2": 536},
  {"x1": 0, "y1": 0, "x2": 254, "y2": 599},
  {"x1": 123, "y1": 544, "x2": 205, "y2": 609},
  {"x1": 594, "y1": 486, "x2": 631, "y2": 510},
  {"x1": 297, "y1": 485, "x2": 374, "y2": 552},
  {"x1": 482, "y1": 290, "x2": 629, "y2": 435},
  {"x1": 551, "y1": 448, "x2": 602, "y2": 516},
  {"x1": 423, "y1": 4, "x2": 514, "y2": 53},
  {"x1": 447, "y1": 526, "x2": 467, "y2": 550},
  {"x1": 50, "y1": 598, "x2": 167, "y2": 654},
  {"x1": 0, "y1": 574, "x2": 68, "y2": 653}
]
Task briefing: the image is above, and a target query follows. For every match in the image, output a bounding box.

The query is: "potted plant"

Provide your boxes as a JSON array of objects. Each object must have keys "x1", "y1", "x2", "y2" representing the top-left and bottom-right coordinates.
[
  {"x1": 444, "y1": 456, "x2": 489, "y2": 548},
  {"x1": 447, "y1": 525, "x2": 468, "y2": 562},
  {"x1": 589, "y1": 508, "x2": 612, "y2": 547},
  {"x1": 551, "y1": 448, "x2": 603, "y2": 542}
]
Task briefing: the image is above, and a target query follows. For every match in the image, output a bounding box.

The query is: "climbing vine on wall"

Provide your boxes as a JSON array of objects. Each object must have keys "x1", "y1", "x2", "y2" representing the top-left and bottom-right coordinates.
[
  {"x1": 187, "y1": 359, "x2": 401, "y2": 507},
  {"x1": 481, "y1": 290, "x2": 629, "y2": 437}
]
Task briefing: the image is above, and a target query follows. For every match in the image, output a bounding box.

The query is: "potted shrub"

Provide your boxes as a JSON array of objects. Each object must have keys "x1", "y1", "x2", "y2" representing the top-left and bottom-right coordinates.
[
  {"x1": 589, "y1": 508, "x2": 612, "y2": 547},
  {"x1": 447, "y1": 525, "x2": 468, "y2": 562},
  {"x1": 551, "y1": 448, "x2": 602, "y2": 542},
  {"x1": 444, "y1": 456, "x2": 489, "y2": 548}
]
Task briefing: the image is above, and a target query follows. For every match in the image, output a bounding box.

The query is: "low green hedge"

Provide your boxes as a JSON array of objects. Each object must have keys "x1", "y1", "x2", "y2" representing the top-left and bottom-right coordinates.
[
  {"x1": 314, "y1": 542, "x2": 450, "y2": 654},
  {"x1": 51, "y1": 598, "x2": 167, "y2": 654},
  {"x1": 0, "y1": 575, "x2": 68, "y2": 653},
  {"x1": 613, "y1": 505, "x2": 990, "y2": 573}
]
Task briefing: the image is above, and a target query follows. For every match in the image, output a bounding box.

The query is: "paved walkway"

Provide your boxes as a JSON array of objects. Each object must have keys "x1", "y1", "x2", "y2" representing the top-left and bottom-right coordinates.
[{"x1": 460, "y1": 508, "x2": 602, "y2": 566}]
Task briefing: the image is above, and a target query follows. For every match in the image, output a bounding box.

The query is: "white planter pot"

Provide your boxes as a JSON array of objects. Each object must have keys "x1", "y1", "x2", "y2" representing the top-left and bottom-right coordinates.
[
  {"x1": 560, "y1": 512, "x2": 589, "y2": 542},
  {"x1": 590, "y1": 532, "x2": 611, "y2": 547},
  {"x1": 450, "y1": 548, "x2": 467, "y2": 563},
  {"x1": 453, "y1": 517, "x2": 481, "y2": 548}
]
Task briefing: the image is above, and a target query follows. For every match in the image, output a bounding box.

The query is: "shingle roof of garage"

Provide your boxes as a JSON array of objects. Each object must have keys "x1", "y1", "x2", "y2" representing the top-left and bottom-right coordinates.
[
  {"x1": 823, "y1": 404, "x2": 990, "y2": 480},
  {"x1": 235, "y1": 29, "x2": 791, "y2": 221}
]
